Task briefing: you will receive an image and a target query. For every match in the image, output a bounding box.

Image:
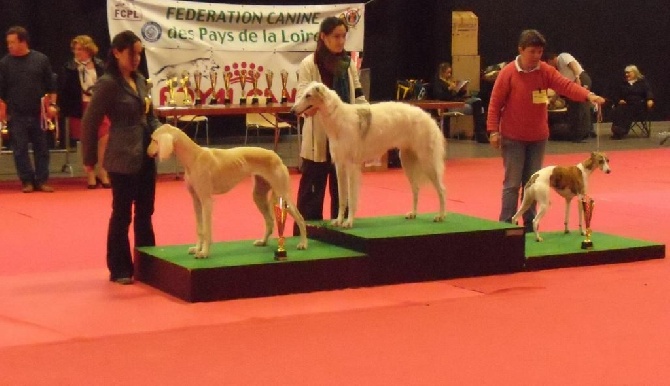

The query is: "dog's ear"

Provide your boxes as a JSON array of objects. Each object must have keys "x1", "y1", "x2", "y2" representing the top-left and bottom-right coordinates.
[{"x1": 157, "y1": 133, "x2": 174, "y2": 161}]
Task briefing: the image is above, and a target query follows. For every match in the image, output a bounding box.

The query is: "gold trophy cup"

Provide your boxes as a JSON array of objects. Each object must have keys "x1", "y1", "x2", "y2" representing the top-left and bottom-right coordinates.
[
  {"x1": 223, "y1": 71, "x2": 232, "y2": 104},
  {"x1": 274, "y1": 197, "x2": 288, "y2": 261},
  {"x1": 180, "y1": 71, "x2": 192, "y2": 105},
  {"x1": 209, "y1": 69, "x2": 218, "y2": 104},
  {"x1": 192, "y1": 70, "x2": 203, "y2": 105},
  {"x1": 581, "y1": 196, "x2": 595, "y2": 250},
  {"x1": 250, "y1": 69, "x2": 259, "y2": 104},
  {"x1": 166, "y1": 76, "x2": 178, "y2": 106},
  {"x1": 264, "y1": 70, "x2": 274, "y2": 104},
  {"x1": 280, "y1": 69, "x2": 289, "y2": 104},
  {"x1": 239, "y1": 69, "x2": 248, "y2": 105}
]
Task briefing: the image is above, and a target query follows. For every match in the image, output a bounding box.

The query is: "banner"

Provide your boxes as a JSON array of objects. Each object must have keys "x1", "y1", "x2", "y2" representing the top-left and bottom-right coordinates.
[{"x1": 107, "y1": 0, "x2": 365, "y2": 103}]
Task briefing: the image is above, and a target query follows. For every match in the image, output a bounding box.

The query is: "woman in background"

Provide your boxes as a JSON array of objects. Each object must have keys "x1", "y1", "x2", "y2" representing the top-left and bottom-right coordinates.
[
  {"x1": 432, "y1": 62, "x2": 488, "y2": 143},
  {"x1": 293, "y1": 16, "x2": 367, "y2": 233},
  {"x1": 82, "y1": 30, "x2": 161, "y2": 284},
  {"x1": 610, "y1": 65, "x2": 654, "y2": 139},
  {"x1": 59, "y1": 35, "x2": 110, "y2": 188}
]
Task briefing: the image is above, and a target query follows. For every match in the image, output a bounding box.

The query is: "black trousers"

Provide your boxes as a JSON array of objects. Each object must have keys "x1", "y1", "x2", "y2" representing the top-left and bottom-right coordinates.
[
  {"x1": 293, "y1": 158, "x2": 339, "y2": 235},
  {"x1": 106, "y1": 158, "x2": 156, "y2": 280}
]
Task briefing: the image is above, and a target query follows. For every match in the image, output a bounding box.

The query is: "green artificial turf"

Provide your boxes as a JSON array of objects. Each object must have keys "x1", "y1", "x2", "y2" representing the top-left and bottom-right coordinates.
[
  {"x1": 138, "y1": 238, "x2": 365, "y2": 269},
  {"x1": 524, "y1": 231, "x2": 663, "y2": 258},
  {"x1": 307, "y1": 213, "x2": 518, "y2": 238}
]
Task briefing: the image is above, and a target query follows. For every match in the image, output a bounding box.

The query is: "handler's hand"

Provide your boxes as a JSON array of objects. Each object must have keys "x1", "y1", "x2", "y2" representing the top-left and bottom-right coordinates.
[{"x1": 489, "y1": 133, "x2": 501, "y2": 149}]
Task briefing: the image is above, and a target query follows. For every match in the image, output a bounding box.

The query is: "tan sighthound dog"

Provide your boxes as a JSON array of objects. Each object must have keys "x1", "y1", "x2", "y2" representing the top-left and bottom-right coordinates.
[
  {"x1": 511, "y1": 151, "x2": 611, "y2": 242},
  {"x1": 147, "y1": 124, "x2": 307, "y2": 258},
  {"x1": 291, "y1": 81, "x2": 447, "y2": 228}
]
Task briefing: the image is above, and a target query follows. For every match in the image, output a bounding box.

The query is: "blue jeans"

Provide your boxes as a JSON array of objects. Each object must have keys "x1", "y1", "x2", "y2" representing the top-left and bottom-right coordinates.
[
  {"x1": 9, "y1": 116, "x2": 50, "y2": 185},
  {"x1": 499, "y1": 137, "x2": 546, "y2": 226}
]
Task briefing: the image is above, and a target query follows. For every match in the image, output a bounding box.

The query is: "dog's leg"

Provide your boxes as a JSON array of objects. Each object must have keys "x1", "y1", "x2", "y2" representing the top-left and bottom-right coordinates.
[
  {"x1": 187, "y1": 184, "x2": 204, "y2": 256},
  {"x1": 511, "y1": 188, "x2": 533, "y2": 226},
  {"x1": 251, "y1": 176, "x2": 273, "y2": 247},
  {"x1": 400, "y1": 150, "x2": 420, "y2": 219},
  {"x1": 563, "y1": 197, "x2": 572, "y2": 234},
  {"x1": 197, "y1": 196, "x2": 214, "y2": 258},
  {"x1": 342, "y1": 164, "x2": 362, "y2": 228},
  {"x1": 533, "y1": 197, "x2": 550, "y2": 242},
  {"x1": 285, "y1": 197, "x2": 308, "y2": 250},
  {"x1": 331, "y1": 163, "x2": 349, "y2": 227},
  {"x1": 577, "y1": 195, "x2": 585, "y2": 235}
]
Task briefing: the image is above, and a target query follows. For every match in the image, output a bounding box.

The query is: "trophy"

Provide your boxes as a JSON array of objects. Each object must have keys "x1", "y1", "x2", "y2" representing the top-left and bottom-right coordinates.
[
  {"x1": 264, "y1": 70, "x2": 274, "y2": 104},
  {"x1": 179, "y1": 70, "x2": 192, "y2": 105},
  {"x1": 249, "y1": 69, "x2": 260, "y2": 104},
  {"x1": 208, "y1": 69, "x2": 218, "y2": 104},
  {"x1": 273, "y1": 197, "x2": 288, "y2": 261},
  {"x1": 581, "y1": 196, "x2": 595, "y2": 250},
  {"x1": 166, "y1": 75, "x2": 178, "y2": 106},
  {"x1": 223, "y1": 71, "x2": 232, "y2": 104},
  {"x1": 239, "y1": 69, "x2": 248, "y2": 105},
  {"x1": 192, "y1": 70, "x2": 203, "y2": 105},
  {"x1": 144, "y1": 78, "x2": 153, "y2": 114},
  {"x1": 280, "y1": 69, "x2": 289, "y2": 104}
]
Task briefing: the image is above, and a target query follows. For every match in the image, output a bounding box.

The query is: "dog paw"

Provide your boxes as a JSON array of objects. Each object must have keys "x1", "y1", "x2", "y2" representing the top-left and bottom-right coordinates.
[
  {"x1": 536, "y1": 236, "x2": 544, "y2": 242},
  {"x1": 433, "y1": 214, "x2": 446, "y2": 222},
  {"x1": 253, "y1": 239, "x2": 268, "y2": 247},
  {"x1": 341, "y1": 219, "x2": 354, "y2": 228},
  {"x1": 330, "y1": 219, "x2": 343, "y2": 227},
  {"x1": 297, "y1": 241, "x2": 308, "y2": 250},
  {"x1": 194, "y1": 252, "x2": 209, "y2": 259},
  {"x1": 188, "y1": 246, "x2": 198, "y2": 255},
  {"x1": 405, "y1": 212, "x2": 417, "y2": 219}
]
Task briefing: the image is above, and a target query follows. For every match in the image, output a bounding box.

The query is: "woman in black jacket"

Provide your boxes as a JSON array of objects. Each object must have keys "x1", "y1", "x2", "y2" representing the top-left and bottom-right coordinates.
[
  {"x1": 82, "y1": 31, "x2": 161, "y2": 284},
  {"x1": 59, "y1": 35, "x2": 110, "y2": 188},
  {"x1": 610, "y1": 65, "x2": 654, "y2": 139}
]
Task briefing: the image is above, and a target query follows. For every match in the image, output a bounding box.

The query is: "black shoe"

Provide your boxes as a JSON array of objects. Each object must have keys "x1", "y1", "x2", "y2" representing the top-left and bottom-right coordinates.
[
  {"x1": 111, "y1": 277, "x2": 134, "y2": 285},
  {"x1": 22, "y1": 182, "x2": 34, "y2": 193}
]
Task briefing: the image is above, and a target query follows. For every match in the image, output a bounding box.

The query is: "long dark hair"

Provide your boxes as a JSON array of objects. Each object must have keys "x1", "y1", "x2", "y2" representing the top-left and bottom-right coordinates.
[
  {"x1": 315, "y1": 17, "x2": 349, "y2": 77},
  {"x1": 106, "y1": 30, "x2": 141, "y2": 76}
]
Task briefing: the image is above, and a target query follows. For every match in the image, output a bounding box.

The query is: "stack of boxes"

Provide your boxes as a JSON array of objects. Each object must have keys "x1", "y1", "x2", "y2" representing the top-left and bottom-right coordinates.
[{"x1": 450, "y1": 11, "x2": 480, "y2": 139}]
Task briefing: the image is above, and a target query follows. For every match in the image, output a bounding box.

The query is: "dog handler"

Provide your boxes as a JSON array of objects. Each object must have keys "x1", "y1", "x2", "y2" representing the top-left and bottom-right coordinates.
[
  {"x1": 486, "y1": 29, "x2": 605, "y2": 231},
  {"x1": 293, "y1": 16, "x2": 367, "y2": 233},
  {"x1": 82, "y1": 31, "x2": 161, "y2": 284}
]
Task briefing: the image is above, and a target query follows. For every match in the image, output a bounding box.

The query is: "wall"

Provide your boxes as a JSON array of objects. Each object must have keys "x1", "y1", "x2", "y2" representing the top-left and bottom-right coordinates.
[{"x1": 1, "y1": 0, "x2": 668, "y2": 119}]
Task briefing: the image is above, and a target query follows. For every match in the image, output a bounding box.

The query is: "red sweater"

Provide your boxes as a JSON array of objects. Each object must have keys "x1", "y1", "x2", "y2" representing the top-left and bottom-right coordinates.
[{"x1": 487, "y1": 60, "x2": 591, "y2": 141}]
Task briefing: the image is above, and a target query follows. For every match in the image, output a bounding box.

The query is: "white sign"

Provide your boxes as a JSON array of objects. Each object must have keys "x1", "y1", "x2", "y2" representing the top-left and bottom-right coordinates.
[{"x1": 107, "y1": 0, "x2": 365, "y2": 103}]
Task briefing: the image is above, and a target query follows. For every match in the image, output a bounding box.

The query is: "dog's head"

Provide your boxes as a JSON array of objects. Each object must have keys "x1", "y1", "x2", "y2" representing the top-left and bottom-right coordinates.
[
  {"x1": 586, "y1": 151, "x2": 611, "y2": 174},
  {"x1": 290, "y1": 81, "x2": 330, "y2": 116},
  {"x1": 147, "y1": 124, "x2": 177, "y2": 161}
]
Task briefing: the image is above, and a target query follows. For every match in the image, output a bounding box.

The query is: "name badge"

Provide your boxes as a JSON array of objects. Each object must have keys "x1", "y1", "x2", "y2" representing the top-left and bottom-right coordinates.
[{"x1": 532, "y1": 89, "x2": 548, "y2": 104}]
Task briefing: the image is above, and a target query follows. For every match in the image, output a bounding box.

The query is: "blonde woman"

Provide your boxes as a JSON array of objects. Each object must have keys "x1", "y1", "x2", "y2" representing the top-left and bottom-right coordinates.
[
  {"x1": 610, "y1": 65, "x2": 654, "y2": 139},
  {"x1": 59, "y1": 35, "x2": 111, "y2": 188}
]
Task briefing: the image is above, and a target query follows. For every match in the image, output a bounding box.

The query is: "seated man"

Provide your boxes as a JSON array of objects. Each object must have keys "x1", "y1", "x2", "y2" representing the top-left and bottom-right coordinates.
[
  {"x1": 610, "y1": 64, "x2": 654, "y2": 139},
  {"x1": 431, "y1": 62, "x2": 488, "y2": 143}
]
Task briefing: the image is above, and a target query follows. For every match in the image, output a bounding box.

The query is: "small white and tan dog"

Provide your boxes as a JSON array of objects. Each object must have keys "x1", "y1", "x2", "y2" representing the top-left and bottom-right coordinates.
[
  {"x1": 147, "y1": 124, "x2": 307, "y2": 258},
  {"x1": 291, "y1": 81, "x2": 447, "y2": 228},
  {"x1": 512, "y1": 151, "x2": 611, "y2": 242}
]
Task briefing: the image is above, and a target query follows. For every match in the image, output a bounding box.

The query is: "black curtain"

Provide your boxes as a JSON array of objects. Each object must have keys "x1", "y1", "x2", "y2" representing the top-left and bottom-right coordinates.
[{"x1": 1, "y1": 0, "x2": 668, "y2": 119}]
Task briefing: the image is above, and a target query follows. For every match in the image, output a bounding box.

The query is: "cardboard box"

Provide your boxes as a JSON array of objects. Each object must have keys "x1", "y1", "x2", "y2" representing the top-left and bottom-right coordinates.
[
  {"x1": 452, "y1": 11, "x2": 478, "y2": 56},
  {"x1": 449, "y1": 114, "x2": 474, "y2": 139},
  {"x1": 452, "y1": 55, "x2": 481, "y2": 93}
]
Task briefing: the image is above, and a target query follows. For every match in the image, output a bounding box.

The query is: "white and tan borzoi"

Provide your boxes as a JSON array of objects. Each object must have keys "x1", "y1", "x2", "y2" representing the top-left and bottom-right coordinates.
[
  {"x1": 291, "y1": 81, "x2": 447, "y2": 228},
  {"x1": 511, "y1": 151, "x2": 611, "y2": 242},
  {"x1": 147, "y1": 124, "x2": 307, "y2": 258}
]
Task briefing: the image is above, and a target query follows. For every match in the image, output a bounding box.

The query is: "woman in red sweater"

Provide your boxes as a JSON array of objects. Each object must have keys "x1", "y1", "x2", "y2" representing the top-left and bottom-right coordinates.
[{"x1": 486, "y1": 30, "x2": 605, "y2": 230}]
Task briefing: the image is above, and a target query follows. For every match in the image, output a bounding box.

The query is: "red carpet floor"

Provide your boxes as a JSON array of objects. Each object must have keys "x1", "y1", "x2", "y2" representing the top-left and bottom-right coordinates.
[{"x1": 0, "y1": 148, "x2": 668, "y2": 385}]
